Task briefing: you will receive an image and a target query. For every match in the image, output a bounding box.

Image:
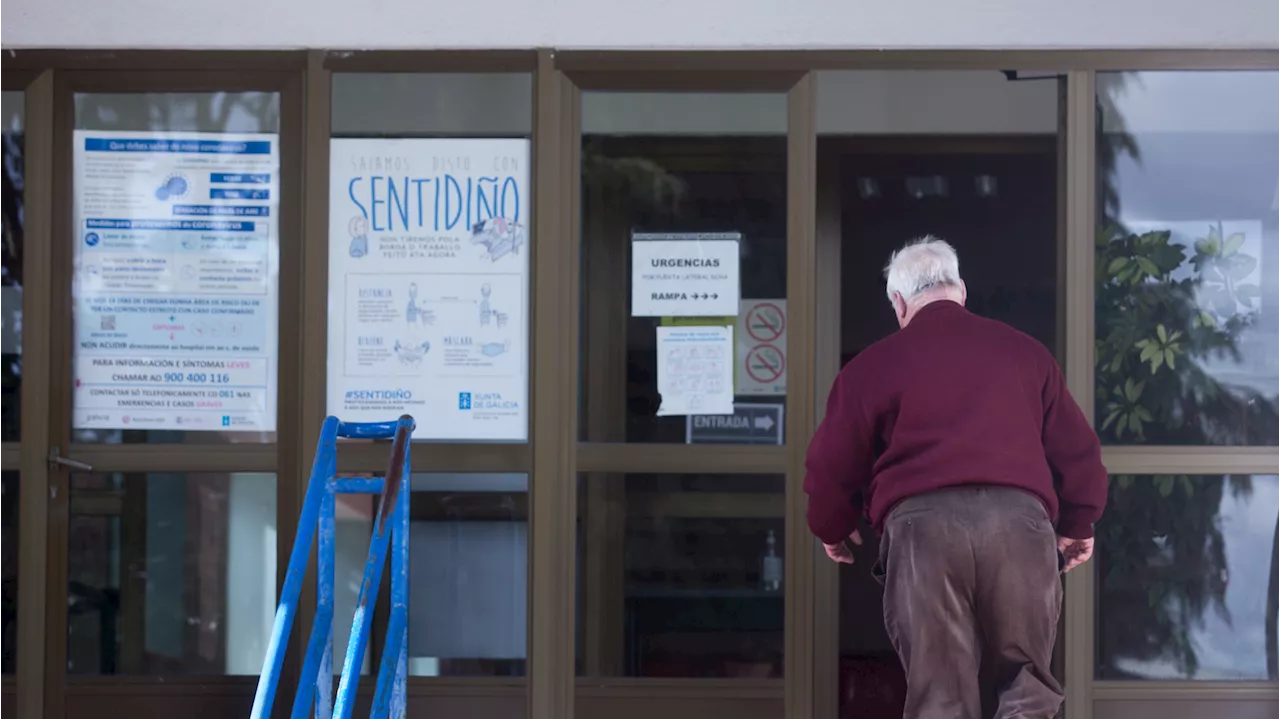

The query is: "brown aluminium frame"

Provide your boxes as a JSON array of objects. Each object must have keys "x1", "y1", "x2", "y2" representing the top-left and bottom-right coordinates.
[
  {"x1": 36, "y1": 62, "x2": 304, "y2": 719},
  {"x1": 552, "y1": 47, "x2": 1278, "y2": 719},
  {"x1": 559, "y1": 65, "x2": 818, "y2": 719},
  {"x1": 0, "y1": 46, "x2": 1276, "y2": 719},
  {"x1": 3, "y1": 66, "x2": 55, "y2": 719},
  {"x1": 299, "y1": 49, "x2": 540, "y2": 714}
]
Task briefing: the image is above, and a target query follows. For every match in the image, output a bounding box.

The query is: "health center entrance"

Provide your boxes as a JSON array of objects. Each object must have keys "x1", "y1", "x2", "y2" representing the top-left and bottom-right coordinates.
[{"x1": 575, "y1": 68, "x2": 1067, "y2": 718}]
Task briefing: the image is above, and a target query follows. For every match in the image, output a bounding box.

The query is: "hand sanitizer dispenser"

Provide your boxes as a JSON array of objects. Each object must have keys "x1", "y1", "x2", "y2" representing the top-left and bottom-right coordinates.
[{"x1": 761, "y1": 529, "x2": 782, "y2": 592}]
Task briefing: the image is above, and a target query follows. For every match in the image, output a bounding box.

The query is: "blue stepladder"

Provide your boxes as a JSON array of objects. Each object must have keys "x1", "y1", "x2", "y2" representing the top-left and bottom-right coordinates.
[{"x1": 250, "y1": 415, "x2": 415, "y2": 719}]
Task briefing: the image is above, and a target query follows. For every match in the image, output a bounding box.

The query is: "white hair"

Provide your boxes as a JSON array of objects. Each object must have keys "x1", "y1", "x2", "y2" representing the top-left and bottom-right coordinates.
[{"x1": 883, "y1": 236, "x2": 962, "y2": 303}]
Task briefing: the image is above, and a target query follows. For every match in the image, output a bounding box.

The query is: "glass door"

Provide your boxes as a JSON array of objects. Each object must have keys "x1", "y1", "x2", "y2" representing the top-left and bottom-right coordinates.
[
  {"x1": 813, "y1": 69, "x2": 1065, "y2": 719},
  {"x1": 43, "y1": 70, "x2": 300, "y2": 719},
  {"x1": 557, "y1": 65, "x2": 819, "y2": 719}
]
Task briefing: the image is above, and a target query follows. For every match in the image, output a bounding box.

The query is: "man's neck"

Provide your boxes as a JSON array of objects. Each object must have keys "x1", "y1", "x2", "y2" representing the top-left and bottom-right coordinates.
[{"x1": 902, "y1": 293, "x2": 963, "y2": 327}]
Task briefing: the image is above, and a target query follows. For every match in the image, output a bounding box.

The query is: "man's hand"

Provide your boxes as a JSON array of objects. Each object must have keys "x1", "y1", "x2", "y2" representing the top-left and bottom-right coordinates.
[
  {"x1": 1057, "y1": 535, "x2": 1094, "y2": 573},
  {"x1": 823, "y1": 529, "x2": 863, "y2": 564}
]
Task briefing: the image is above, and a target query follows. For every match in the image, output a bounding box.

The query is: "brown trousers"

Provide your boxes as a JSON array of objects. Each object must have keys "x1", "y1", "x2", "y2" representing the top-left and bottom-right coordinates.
[{"x1": 874, "y1": 487, "x2": 1064, "y2": 719}]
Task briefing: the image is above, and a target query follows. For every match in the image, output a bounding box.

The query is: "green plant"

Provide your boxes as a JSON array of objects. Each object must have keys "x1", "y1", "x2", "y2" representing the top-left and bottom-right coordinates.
[
  {"x1": 1094, "y1": 222, "x2": 1277, "y2": 679},
  {"x1": 1094, "y1": 224, "x2": 1274, "y2": 445}
]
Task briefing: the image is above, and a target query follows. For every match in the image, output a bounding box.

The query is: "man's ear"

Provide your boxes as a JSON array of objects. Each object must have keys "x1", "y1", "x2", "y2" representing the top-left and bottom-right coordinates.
[
  {"x1": 959, "y1": 280, "x2": 968, "y2": 305},
  {"x1": 892, "y1": 292, "x2": 907, "y2": 322}
]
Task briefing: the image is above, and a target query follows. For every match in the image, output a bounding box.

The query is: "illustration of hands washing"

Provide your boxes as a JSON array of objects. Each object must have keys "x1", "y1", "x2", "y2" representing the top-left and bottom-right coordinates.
[{"x1": 393, "y1": 339, "x2": 432, "y2": 366}]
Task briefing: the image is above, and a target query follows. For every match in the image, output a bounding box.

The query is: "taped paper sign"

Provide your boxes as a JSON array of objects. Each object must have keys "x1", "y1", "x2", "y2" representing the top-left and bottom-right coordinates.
[
  {"x1": 655, "y1": 325, "x2": 734, "y2": 417},
  {"x1": 631, "y1": 232, "x2": 741, "y2": 317}
]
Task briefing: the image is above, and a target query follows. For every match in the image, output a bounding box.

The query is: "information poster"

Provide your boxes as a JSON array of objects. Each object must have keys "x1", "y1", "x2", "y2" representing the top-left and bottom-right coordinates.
[
  {"x1": 736, "y1": 299, "x2": 787, "y2": 395},
  {"x1": 655, "y1": 326, "x2": 734, "y2": 417},
  {"x1": 631, "y1": 232, "x2": 740, "y2": 317},
  {"x1": 327, "y1": 138, "x2": 530, "y2": 440},
  {"x1": 72, "y1": 131, "x2": 279, "y2": 432}
]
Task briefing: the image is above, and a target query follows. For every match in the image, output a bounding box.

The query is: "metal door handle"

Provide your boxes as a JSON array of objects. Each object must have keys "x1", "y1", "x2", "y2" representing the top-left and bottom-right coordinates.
[{"x1": 47, "y1": 447, "x2": 93, "y2": 473}]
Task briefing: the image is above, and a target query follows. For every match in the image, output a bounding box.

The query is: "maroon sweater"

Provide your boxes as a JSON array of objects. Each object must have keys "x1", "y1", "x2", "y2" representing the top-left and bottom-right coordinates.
[{"x1": 804, "y1": 300, "x2": 1107, "y2": 544}]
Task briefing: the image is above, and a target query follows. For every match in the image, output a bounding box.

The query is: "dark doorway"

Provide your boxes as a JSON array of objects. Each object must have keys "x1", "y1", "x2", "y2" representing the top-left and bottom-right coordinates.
[{"x1": 828, "y1": 135, "x2": 1060, "y2": 719}]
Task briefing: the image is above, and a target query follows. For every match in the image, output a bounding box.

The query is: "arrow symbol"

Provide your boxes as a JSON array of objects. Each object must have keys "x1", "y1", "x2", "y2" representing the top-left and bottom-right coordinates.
[{"x1": 753, "y1": 414, "x2": 775, "y2": 431}]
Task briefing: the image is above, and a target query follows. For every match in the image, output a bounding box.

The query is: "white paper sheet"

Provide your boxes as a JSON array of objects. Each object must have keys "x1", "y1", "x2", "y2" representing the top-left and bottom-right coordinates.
[
  {"x1": 655, "y1": 325, "x2": 734, "y2": 417},
  {"x1": 631, "y1": 232, "x2": 741, "y2": 317}
]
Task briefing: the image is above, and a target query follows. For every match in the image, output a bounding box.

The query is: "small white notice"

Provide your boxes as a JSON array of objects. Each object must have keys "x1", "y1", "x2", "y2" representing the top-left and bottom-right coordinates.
[
  {"x1": 655, "y1": 325, "x2": 734, "y2": 417},
  {"x1": 631, "y1": 232, "x2": 740, "y2": 317}
]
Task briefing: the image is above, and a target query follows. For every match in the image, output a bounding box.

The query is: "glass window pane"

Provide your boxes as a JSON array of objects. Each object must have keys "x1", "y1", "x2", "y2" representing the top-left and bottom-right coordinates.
[
  {"x1": 410, "y1": 472, "x2": 526, "y2": 676},
  {"x1": 2, "y1": 471, "x2": 17, "y2": 674},
  {"x1": 331, "y1": 73, "x2": 532, "y2": 137},
  {"x1": 576, "y1": 474, "x2": 785, "y2": 678},
  {"x1": 331, "y1": 472, "x2": 528, "y2": 678},
  {"x1": 71, "y1": 92, "x2": 281, "y2": 445},
  {"x1": 579, "y1": 93, "x2": 788, "y2": 443},
  {"x1": 331, "y1": 487, "x2": 373, "y2": 676},
  {"x1": 815, "y1": 70, "x2": 1061, "y2": 364},
  {"x1": 1096, "y1": 474, "x2": 1279, "y2": 680},
  {"x1": 2, "y1": 91, "x2": 24, "y2": 441},
  {"x1": 1095, "y1": 71, "x2": 1279, "y2": 446},
  {"x1": 66, "y1": 472, "x2": 277, "y2": 675},
  {"x1": 327, "y1": 74, "x2": 533, "y2": 443}
]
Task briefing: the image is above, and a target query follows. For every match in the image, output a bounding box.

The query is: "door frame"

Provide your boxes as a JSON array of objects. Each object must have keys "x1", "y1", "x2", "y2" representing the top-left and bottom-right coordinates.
[
  {"x1": 41, "y1": 66, "x2": 304, "y2": 719},
  {"x1": 811, "y1": 128, "x2": 1069, "y2": 718},
  {"x1": 2, "y1": 66, "x2": 56, "y2": 719}
]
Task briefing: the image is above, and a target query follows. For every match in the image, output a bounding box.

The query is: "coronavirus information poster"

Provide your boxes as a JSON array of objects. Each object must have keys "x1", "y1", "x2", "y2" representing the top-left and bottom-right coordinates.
[
  {"x1": 72, "y1": 131, "x2": 280, "y2": 432},
  {"x1": 327, "y1": 138, "x2": 530, "y2": 441}
]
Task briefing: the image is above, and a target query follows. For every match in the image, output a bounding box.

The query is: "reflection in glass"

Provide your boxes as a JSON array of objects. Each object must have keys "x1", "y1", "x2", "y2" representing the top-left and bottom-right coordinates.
[
  {"x1": 2, "y1": 471, "x2": 17, "y2": 674},
  {"x1": 579, "y1": 93, "x2": 788, "y2": 443},
  {"x1": 71, "y1": 92, "x2": 281, "y2": 445},
  {"x1": 331, "y1": 473, "x2": 528, "y2": 677},
  {"x1": 2, "y1": 91, "x2": 24, "y2": 441},
  {"x1": 331, "y1": 488, "x2": 373, "y2": 676},
  {"x1": 1096, "y1": 474, "x2": 1279, "y2": 680},
  {"x1": 1095, "y1": 72, "x2": 1279, "y2": 445},
  {"x1": 576, "y1": 474, "x2": 785, "y2": 678},
  {"x1": 66, "y1": 473, "x2": 277, "y2": 674}
]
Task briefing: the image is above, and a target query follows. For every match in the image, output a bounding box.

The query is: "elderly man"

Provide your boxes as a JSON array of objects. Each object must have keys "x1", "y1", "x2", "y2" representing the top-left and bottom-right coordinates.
[{"x1": 805, "y1": 237, "x2": 1107, "y2": 719}]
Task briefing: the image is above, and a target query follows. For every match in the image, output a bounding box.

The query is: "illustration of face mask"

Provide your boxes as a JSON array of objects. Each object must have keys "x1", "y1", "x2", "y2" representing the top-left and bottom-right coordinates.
[{"x1": 480, "y1": 342, "x2": 508, "y2": 358}]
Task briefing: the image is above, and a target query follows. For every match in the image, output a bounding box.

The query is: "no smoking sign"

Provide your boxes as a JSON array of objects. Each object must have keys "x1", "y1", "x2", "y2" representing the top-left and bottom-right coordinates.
[
  {"x1": 736, "y1": 299, "x2": 787, "y2": 395},
  {"x1": 745, "y1": 302, "x2": 785, "y2": 343},
  {"x1": 745, "y1": 344, "x2": 785, "y2": 383}
]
